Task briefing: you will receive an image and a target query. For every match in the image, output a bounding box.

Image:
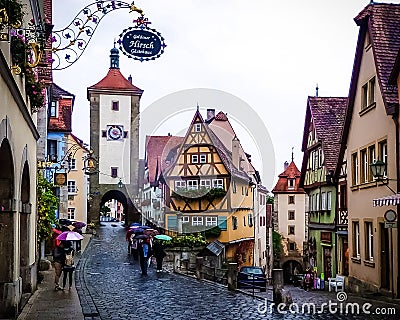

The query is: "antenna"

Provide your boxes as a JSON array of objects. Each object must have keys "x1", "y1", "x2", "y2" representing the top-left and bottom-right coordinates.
[
  {"x1": 291, "y1": 147, "x2": 294, "y2": 162},
  {"x1": 316, "y1": 83, "x2": 319, "y2": 97}
]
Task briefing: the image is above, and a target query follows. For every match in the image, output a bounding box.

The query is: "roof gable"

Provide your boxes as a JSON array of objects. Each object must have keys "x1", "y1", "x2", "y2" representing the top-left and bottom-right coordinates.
[
  {"x1": 164, "y1": 110, "x2": 250, "y2": 182},
  {"x1": 300, "y1": 97, "x2": 347, "y2": 177},
  {"x1": 272, "y1": 161, "x2": 305, "y2": 193},
  {"x1": 353, "y1": 3, "x2": 400, "y2": 114}
]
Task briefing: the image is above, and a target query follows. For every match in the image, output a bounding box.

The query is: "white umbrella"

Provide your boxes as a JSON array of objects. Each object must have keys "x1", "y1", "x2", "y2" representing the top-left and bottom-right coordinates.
[{"x1": 56, "y1": 231, "x2": 83, "y2": 241}]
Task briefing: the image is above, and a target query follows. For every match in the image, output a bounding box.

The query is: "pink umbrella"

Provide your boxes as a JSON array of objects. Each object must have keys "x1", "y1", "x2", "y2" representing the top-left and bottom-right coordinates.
[{"x1": 56, "y1": 231, "x2": 83, "y2": 241}]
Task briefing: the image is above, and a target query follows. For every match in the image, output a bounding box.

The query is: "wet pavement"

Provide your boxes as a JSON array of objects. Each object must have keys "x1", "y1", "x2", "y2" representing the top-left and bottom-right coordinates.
[{"x1": 76, "y1": 223, "x2": 400, "y2": 320}]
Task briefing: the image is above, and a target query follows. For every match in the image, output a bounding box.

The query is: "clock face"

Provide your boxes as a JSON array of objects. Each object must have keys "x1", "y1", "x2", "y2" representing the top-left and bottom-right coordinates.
[{"x1": 108, "y1": 126, "x2": 123, "y2": 140}]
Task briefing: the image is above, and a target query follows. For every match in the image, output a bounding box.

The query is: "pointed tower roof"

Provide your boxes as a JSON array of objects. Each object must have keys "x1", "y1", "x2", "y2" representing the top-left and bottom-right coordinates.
[
  {"x1": 272, "y1": 161, "x2": 305, "y2": 193},
  {"x1": 87, "y1": 47, "x2": 143, "y2": 98}
]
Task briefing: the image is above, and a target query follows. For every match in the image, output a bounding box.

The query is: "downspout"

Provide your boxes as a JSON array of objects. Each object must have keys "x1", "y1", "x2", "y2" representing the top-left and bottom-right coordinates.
[{"x1": 393, "y1": 113, "x2": 400, "y2": 298}]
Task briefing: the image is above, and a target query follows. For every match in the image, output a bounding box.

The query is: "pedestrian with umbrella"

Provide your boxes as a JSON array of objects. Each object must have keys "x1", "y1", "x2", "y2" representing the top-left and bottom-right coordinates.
[
  {"x1": 52, "y1": 241, "x2": 65, "y2": 290},
  {"x1": 61, "y1": 241, "x2": 75, "y2": 290},
  {"x1": 73, "y1": 221, "x2": 86, "y2": 252},
  {"x1": 152, "y1": 238, "x2": 167, "y2": 273},
  {"x1": 137, "y1": 234, "x2": 151, "y2": 275}
]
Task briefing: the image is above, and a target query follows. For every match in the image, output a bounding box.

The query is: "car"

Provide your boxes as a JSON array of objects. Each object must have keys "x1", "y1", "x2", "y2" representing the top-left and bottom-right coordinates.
[
  {"x1": 292, "y1": 274, "x2": 304, "y2": 287},
  {"x1": 237, "y1": 266, "x2": 267, "y2": 292}
]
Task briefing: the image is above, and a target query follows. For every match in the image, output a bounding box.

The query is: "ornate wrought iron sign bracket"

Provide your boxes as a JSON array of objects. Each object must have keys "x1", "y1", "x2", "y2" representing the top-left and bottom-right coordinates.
[{"x1": 51, "y1": 1, "x2": 166, "y2": 70}]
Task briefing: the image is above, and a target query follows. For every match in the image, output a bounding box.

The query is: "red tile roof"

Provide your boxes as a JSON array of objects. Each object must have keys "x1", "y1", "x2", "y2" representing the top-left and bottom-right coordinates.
[
  {"x1": 272, "y1": 161, "x2": 305, "y2": 193},
  {"x1": 87, "y1": 69, "x2": 143, "y2": 95},
  {"x1": 353, "y1": 3, "x2": 400, "y2": 114},
  {"x1": 145, "y1": 135, "x2": 184, "y2": 186},
  {"x1": 215, "y1": 111, "x2": 228, "y2": 121},
  {"x1": 48, "y1": 83, "x2": 74, "y2": 132}
]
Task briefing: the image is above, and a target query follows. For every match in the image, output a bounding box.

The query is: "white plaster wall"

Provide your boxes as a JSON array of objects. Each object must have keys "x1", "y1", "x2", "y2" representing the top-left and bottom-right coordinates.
[
  {"x1": 0, "y1": 75, "x2": 37, "y2": 279},
  {"x1": 99, "y1": 95, "x2": 131, "y2": 185},
  {"x1": 277, "y1": 193, "x2": 306, "y2": 255}
]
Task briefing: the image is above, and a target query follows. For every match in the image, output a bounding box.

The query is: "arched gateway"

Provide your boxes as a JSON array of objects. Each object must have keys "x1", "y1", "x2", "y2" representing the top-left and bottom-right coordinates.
[{"x1": 87, "y1": 47, "x2": 142, "y2": 225}]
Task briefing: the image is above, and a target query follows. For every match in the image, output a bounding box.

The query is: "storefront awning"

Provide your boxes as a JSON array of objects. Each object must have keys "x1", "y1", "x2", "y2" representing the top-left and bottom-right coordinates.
[{"x1": 372, "y1": 193, "x2": 400, "y2": 207}]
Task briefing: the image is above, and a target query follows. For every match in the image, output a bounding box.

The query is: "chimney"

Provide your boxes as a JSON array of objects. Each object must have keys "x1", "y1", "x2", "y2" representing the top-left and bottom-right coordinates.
[
  {"x1": 207, "y1": 109, "x2": 215, "y2": 121},
  {"x1": 232, "y1": 136, "x2": 240, "y2": 168},
  {"x1": 284, "y1": 161, "x2": 289, "y2": 170},
  {"x1": 128, "y1": 75, "x2": 132, "y2": 83}
]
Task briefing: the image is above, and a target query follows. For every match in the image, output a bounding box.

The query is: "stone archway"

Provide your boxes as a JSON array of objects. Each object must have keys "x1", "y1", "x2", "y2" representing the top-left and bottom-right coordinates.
[
  {"x1": 100, "y1": 190, "x2": 129, "y2": 223},
  {"x1": 20, "y1": 161, "x2": 30, "y2": 293},
  {"x1": 281, "y1": 259, "x2": 304, "y2": 285},
  {"x1": 0, "y1": 138, "x2": 15, "y2": 311}
]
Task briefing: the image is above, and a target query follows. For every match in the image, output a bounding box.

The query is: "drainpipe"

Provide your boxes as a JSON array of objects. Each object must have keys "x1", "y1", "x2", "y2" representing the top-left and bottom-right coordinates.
[{"x1": 393, "y1": 113, "x2": 400, "y2": 298}]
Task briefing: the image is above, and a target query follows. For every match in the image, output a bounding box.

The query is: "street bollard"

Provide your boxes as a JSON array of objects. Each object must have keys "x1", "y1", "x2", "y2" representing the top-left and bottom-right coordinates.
[
  {"x1": 196, "y1": 257, "x2": 203, "y2": 280},
  {"x1": 173, "y1": 253, "x2": 180, "y2": 272},
  {"x1": 272, "y1": 268, "x2": 284, "y2": 303},
  {"x1": 227, "y1": 262, "x2": 238, "y2": 291}
]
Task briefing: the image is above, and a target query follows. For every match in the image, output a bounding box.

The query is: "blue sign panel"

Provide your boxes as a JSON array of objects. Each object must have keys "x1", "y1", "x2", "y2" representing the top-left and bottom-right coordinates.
[{"x1": 118, "y1": 26, "x2": 166, "y2": 62}]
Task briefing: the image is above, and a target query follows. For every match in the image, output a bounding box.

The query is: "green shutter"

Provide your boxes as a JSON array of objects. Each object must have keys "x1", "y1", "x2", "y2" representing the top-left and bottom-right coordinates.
[
  {"x1": 168, "y1": 215, "x2": 177, "y2": 230},
  {"x1": 218, "y1": 216, "x2": 227, "y2": 230}
]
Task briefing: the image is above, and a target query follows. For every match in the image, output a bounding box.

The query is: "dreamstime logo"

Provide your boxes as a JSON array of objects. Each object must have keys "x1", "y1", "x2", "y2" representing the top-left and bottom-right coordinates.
[
  {"x1": 258, "y1": 292, "x2": 396, "y2": 316},
  {"x1": 124, "y1": 88, "x2": 275, "y2": 232}
]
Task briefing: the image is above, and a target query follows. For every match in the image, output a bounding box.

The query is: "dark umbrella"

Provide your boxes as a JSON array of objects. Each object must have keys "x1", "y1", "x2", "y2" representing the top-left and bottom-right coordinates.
[
  {"x1": 73, "y1": 221, "x2": 86, "y2": 229},
  {"x1": 139, "y1": 226, "x2": 150, "y2": 229},
  {"x1": 133, "y1": 228, "x2": 144, "y2": 234},
  {"x1": 134, "y1": 234, "x2": 148, "y2": 239},
  {"x1": 130, "y1": 222, "x2": 141, "y2": 227},
  {"x1": 58, "y1": 218, "x2": 72, "y2": 226}
]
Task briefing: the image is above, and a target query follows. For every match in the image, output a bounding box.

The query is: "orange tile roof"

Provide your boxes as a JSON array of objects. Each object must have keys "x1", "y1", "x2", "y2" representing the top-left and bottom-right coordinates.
[
  {"x1": 88, "y1": 69, "x2": 143, "y2": 94},
  {"x1": 272, "y1": 161, "x2": 305, "y2": 193}
]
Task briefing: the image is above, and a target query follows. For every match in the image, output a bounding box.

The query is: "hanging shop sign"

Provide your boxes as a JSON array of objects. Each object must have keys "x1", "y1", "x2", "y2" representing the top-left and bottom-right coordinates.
[
  {"x1": 54, "y1": 173, "x2": 67, "y2": 186},
  {"x1": 118, "y1": 16, "x2": 166, "y2": 62}
]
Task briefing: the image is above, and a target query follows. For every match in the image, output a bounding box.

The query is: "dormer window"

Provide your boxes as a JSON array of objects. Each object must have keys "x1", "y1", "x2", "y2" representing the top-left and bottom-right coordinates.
[{"x1": 288, "y1": 179, "x2": 295, "y2": 190}]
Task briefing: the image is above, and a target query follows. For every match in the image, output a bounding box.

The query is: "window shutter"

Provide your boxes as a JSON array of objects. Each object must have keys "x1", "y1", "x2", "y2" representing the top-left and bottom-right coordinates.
[
  {"x1": 218, "y1": 216, "x2": 227, "y2": 230},
  {"x1": 168, "y1": 216, "x2": 177, "y2": 230}
]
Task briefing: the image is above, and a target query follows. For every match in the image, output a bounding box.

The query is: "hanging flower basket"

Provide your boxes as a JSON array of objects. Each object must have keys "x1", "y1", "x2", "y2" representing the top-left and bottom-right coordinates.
[{"x1": 0, "y1": 0, "x2": 24, "y2": 29}]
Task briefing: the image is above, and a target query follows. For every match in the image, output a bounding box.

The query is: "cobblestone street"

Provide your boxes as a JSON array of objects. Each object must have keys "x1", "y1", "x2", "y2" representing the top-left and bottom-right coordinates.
[{"x1": 76, "y1": 223, "x2": 399, "y2": 320}]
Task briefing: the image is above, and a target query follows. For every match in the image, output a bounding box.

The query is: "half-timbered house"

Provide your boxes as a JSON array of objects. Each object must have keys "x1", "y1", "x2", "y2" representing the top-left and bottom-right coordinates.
[
  {"x1": 162, "y1": 109, "x2": 266, "y2": 266},
  {"x1": 300, "y1": 97, "x2": 347, "y2": 281}
]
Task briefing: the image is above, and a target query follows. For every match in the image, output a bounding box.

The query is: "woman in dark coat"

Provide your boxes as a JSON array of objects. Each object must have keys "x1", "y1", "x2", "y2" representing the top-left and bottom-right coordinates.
[
  {"x1": 152, "y1": 239, "x2": 166, "y2": 272},
  {"x1": 62, "y1": 241, "x2": 75, "y2": 290}
]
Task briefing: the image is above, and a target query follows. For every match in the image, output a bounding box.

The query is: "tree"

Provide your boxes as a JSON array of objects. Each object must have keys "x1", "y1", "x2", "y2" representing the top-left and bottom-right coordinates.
[
  {"x1": 266, "y1": 194, "x2": 274, "y2": 205},
  {"x1": 272, "y1": 230, "x2": 283, "y2": 262},
  {"x1": 36, "y1": 172, "x2": 58, "y2": 245},
  {"x1": 100, "y1": 205, "x2": 111, "y2": 216}
]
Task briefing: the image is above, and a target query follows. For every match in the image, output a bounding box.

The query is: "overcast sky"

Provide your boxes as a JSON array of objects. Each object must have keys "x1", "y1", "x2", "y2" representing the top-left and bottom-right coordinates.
[{"x1": 52, "y1": 0, "x2": 396, "y2": 190}]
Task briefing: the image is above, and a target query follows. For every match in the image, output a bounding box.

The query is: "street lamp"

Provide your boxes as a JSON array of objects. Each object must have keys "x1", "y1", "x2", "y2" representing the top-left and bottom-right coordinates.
[
  {"x1": 370, "y1": 160, "x2": 396, "y2": 194},
  {"x1": 118, "y1": 179, "x2": 123, "y2": 188},
  {"x1": 370, "y1": 160, "x2": 386, "y2": 180}
]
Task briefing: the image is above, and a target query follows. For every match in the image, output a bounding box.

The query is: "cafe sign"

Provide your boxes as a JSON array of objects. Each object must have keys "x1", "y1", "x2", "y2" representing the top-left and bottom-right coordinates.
[{"x1": 118, "y1": 16, "x2": 166, "y2": 62}]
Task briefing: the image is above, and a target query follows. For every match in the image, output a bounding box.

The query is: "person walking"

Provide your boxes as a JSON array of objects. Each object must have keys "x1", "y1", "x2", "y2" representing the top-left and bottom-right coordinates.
[
  {"x1": 138, "y1": 237, "x2": 151, "y2": 275},
  {"x1": 62, "y1": 241, "x2": 75, "y2": 290},
  {"x1": 52, "y1": 241, "x2": 65, "y2": 290},
  {"x1": 152, "y1": 239, "x2": 166, "y2": 272}
]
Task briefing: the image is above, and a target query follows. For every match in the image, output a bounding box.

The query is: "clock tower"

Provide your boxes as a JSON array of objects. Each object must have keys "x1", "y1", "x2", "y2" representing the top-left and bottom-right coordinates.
[{"x1": 87, "y1": 47, "x2": 143, "y2": 225}]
